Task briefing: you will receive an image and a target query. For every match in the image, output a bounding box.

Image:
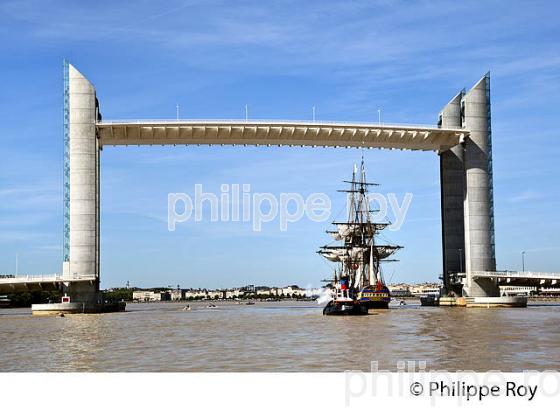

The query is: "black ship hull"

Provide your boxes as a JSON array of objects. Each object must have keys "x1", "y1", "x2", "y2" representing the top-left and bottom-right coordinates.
[
  {"x1": 360, "y1": 300, "x2": 389, "y2": 309},
  {"x1": 323, "y1": 301, "x2": 368, "y2": 316}
]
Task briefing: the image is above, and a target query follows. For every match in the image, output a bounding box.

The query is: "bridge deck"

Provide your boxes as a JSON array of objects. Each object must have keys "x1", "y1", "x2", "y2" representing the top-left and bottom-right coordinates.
[
  {"x1": 458, "y1": 271, "x2": 560, "y2": 288},
  {"x1": 97, "y1": 120, "x2": 464, "y2": 152},
  {"x1": 0, "y1": 274, "x2": 96, "y2": 292},
  {"x1": 461, "y1": 271, "x2": 560, "y2": 280}
]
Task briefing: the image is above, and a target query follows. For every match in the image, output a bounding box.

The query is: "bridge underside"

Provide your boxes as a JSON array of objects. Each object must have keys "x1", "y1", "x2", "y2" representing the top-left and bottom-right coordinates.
[
  {"x1": 0, "y1": 275, "x2": 97, "y2": 293},
  {"x1": 461, "y1": 272, "x2": 560, "y2": 289},
  {"x1": 0, "y1": 282, "x2": 61, "y2": 293},
  {"x1": 97, "y1": 121, "x2": 463, "y2": 152}
]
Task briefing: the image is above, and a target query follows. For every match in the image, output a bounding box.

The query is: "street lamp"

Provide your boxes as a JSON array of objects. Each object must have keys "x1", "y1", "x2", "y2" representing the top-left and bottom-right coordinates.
[{"x1": 522, "y1": 251, "x2": 526, "y2": 272}]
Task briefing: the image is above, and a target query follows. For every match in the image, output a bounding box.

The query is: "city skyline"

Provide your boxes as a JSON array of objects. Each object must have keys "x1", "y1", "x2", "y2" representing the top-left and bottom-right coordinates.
[{"x1": 1, "y1": 0, "x2": 559, "y2": 289}]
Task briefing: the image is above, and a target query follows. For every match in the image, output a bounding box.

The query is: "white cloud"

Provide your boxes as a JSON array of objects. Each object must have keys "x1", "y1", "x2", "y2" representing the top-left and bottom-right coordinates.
[{"x1": 507, "y1": 190, "x2": 544, "y2": 203}]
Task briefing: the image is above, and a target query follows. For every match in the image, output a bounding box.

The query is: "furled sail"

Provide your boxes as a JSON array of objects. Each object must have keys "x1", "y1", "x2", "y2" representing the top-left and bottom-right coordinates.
[
  {"x1": 374, "y1": 245, "x2": 402, "y2": 260},
  {"x1": 349, "y1": 246, "x2": 366, "y2": 259},
  {"x1": 318, "y1": 249, "x2": 347, "y2": 262},
  {"x1": 328, "y1": 224, "x2": 358, "y2": 240},
  {"x1": 330, "y1": 222, "x2": 388, "y2": 240}
]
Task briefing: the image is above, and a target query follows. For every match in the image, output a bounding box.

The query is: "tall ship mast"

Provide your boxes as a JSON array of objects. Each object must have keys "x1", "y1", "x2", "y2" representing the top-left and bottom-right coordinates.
[{"x1": 319, "y1": 159, "x2": 402, "y2": 315}]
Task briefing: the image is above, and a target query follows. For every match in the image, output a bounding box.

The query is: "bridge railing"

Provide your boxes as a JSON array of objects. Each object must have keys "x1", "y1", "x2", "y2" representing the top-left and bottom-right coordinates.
[
  {"x1": 97, "y1": 119, "x2": 464, "y2": 131},
  {"x1": 0, "y1": 273, "x2": 97, "y2": 283},
  {"x1": 469, "y1": 271, "x2": 560, "y2": 280},
  {"x1": 0, "y1": 274, "x2": 61, "y2": 283}
]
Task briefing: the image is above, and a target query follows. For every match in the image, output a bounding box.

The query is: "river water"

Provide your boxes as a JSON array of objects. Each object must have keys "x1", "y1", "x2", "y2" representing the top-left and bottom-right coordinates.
[{"x1": 1, "y1": 300, "x2": 559, "y2": 372}]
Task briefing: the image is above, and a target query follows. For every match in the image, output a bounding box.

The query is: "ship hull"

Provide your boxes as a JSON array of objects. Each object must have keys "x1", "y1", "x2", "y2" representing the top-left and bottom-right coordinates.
[
  {"x1": 360, "y1": 300, "x2": 390, "y2": 309},
  {"x1": 323, "y1": 301, "x2": 368, "y2": 316},
  {"x1": 420, "y1": 295, "x2": 440, "y2": 306},
  {"x1": 358, "y1": 286, "x2": 391, "y2": 309}
]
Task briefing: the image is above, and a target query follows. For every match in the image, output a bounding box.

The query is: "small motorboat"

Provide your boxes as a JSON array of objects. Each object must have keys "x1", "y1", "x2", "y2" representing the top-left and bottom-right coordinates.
[
  {"x1": 420, "y1": 294, "x2": 440, "y2": 306},
  {"x1": 322, "y1": 277, "x2": 368, "y2": 316},
  {"x1": 0, "y1": 295, "x2": 12, "y2": 308}
]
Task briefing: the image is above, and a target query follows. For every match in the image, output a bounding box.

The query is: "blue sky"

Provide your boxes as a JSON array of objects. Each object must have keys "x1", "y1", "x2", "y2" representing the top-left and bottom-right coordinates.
[{"x1": 0, "y1": 0, "x2": 559, "y2": 289}]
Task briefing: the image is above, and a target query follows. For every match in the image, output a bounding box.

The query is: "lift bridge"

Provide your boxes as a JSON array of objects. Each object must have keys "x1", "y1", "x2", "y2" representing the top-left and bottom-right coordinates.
[{"x1": 2, "y1": 61, "x2": 559, "y2": 312}]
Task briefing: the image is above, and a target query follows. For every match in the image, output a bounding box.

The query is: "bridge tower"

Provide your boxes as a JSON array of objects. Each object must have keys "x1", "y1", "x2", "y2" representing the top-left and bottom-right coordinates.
[
  {"x1": 438, "y1": 90, "x2": 465, "y2": 296},
  {"x1": 439, "y1": 74, "x2": 498, "y2": 297},
  {"x1": 62, "y1": 61, "x2": 101, "y2": 303}
]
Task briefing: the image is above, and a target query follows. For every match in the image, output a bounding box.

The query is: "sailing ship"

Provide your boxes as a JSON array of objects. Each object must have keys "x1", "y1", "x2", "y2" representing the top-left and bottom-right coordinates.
[{"x1": 318, "y1": 159, "x2": 402, "y2": 315}]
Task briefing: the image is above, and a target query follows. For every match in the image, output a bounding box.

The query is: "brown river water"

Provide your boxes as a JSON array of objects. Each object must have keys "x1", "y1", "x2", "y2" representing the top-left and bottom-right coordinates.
[{"x1": 1, "y1": 300, "x2": 560, "y2": 372}]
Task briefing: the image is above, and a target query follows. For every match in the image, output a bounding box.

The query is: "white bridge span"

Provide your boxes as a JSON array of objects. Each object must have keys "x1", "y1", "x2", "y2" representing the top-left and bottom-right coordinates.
[{"x1": 97, "y1": 120, "x2": 464, "y2": 151}]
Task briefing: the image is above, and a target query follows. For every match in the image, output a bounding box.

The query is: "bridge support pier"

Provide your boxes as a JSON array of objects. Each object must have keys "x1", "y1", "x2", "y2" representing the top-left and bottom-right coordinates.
[
  {"x1": 439, "y1": 74, "x2": 500, "y2": 298},
  {"x1": 32, "y1": 63, "x2": 119, "y2": 315},
  {"x1": 64, "y1": 62, "x2": 102, "y2": 304}
]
